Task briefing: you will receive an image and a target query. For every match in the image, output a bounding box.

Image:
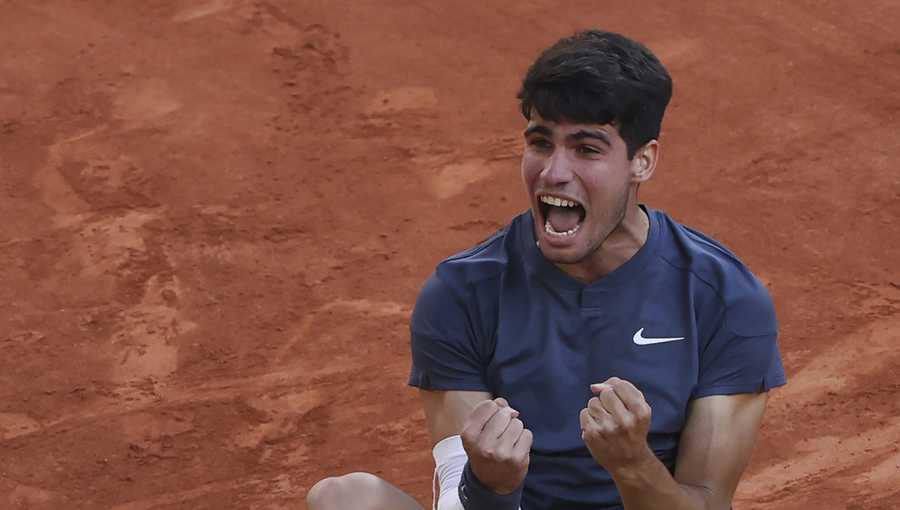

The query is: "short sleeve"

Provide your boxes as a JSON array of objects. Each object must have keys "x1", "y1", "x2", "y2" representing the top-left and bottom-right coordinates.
[
  {"x1": 408, "y1": 273, "x2": 490, "y2": 392},
  {"x1": 692, "y1": 286, "x2": 787, "y2": 399}
]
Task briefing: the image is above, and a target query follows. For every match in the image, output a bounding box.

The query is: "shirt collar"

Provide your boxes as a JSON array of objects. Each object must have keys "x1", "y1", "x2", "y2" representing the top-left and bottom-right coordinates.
[{"x1": 519, "y1": 204, "x2": 660, "y2": 293}]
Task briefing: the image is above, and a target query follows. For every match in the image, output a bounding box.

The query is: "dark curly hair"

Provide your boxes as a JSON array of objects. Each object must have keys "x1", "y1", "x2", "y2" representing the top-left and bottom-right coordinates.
[{"x1": 518, "y1": 30, "x2": 673, "y2": 158}]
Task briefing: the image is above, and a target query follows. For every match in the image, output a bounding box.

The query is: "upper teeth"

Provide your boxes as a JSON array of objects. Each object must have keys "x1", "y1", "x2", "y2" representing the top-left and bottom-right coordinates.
[{"x1": 540, "y1": 195, "x2": 579, "y2": 208}]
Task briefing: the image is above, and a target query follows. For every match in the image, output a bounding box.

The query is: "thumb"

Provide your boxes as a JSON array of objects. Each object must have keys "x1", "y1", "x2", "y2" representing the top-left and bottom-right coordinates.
[
  {"x1": 590, "y1": 383, "x2": 612, "y2": 395},
  {"x1": 493, "y1": 397, "x2": 519, "y2": 418}
]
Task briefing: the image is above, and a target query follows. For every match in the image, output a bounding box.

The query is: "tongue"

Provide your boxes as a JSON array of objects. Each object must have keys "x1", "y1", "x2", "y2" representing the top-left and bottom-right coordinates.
[{"x1": 547, "y1": 206, "x2": 581, "y2": 232}]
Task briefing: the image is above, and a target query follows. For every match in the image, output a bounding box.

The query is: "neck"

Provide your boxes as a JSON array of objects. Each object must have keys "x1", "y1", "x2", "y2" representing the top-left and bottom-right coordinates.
[{"x1": 556, "y1": 200, "x2": 650, "y2": 284}]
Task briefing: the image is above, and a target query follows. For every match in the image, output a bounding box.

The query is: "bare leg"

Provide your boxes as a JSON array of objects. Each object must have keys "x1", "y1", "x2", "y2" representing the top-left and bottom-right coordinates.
[{"x1": 306, "y1": 472, "x2": 425, "y2": 510}]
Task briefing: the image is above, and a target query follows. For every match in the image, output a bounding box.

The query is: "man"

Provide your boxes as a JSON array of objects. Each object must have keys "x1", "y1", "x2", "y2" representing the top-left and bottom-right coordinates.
[{"x1": 307, "y1": 30, "x2": 786, "y2": 510}]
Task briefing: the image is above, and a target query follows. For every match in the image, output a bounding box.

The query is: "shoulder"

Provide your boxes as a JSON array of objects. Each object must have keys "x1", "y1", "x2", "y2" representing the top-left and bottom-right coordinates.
[
  {"x1": 652, "y1": 209, "x2": 777, "y2": 337},
  {"x1": 431, "y1": 214, "x2": 525, "y2": 294},
  {"x1": 412, "y1": 214, "x2": 525, "y2": 332}
]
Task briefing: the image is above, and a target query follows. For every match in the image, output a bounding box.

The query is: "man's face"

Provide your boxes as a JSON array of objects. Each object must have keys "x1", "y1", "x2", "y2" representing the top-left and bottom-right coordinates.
[{"x1": 521, "y1": 114, "x2": 641, "y2": 265}]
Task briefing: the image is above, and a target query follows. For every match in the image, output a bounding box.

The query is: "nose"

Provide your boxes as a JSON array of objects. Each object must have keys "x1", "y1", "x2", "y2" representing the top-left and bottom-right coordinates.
[{"x1": 541, "y1": 151, "x2": 574, "y2": 186}]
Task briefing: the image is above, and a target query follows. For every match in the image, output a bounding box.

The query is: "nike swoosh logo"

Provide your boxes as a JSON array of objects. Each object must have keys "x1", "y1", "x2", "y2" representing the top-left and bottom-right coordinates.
[{"x1": 633, "y1": 328, "x2": 685, "y2": 346}]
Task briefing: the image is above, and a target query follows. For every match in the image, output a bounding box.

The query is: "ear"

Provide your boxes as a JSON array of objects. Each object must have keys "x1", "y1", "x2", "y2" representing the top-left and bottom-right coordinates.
[{"x1": 630, "y1": 140, "x2": 659, "y2": 183}]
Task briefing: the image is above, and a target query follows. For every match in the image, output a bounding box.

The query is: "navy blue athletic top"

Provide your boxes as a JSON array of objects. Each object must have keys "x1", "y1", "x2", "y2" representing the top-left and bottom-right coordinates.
[{"x1": 409, "y1": 206, "x2": 787, "y2": 509}]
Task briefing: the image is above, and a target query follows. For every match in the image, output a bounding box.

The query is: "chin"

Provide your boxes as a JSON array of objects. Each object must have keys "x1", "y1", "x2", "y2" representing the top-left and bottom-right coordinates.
[
  {"x1": 537, "y1": 240, "x2": 591, "y2": 265},
  {"x1": 533, "y1": 217, "x2": 593, "y2": 263}
]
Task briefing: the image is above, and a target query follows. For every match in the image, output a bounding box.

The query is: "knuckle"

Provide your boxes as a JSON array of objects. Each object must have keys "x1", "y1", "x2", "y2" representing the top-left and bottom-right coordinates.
[
  {"x1": 478, "y1": 400, "x2": 498, "y2": 413},
  {"x1": 635, "y1": 409, "x2": 650, "y2": 421}
]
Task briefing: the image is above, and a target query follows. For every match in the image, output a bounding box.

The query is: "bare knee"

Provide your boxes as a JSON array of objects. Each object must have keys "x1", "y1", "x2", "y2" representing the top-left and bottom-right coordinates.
[
  {"x1": 306, "y1": 472, "x2": 390, "y2": 510},
  {"x1": 306, "y1": 474, "x2": 345, "y2": 509}
]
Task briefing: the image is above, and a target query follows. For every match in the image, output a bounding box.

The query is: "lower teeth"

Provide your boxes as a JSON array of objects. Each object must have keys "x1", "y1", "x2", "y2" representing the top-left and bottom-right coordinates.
[{"x1": 545, "y1": 219, "x2": 580, "y2": 237}]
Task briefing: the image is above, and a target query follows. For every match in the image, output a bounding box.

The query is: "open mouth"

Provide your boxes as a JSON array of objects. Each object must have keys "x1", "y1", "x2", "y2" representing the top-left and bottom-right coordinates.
[{"x1": 538, "y1": 194, "x2": 586, "y2": 239}]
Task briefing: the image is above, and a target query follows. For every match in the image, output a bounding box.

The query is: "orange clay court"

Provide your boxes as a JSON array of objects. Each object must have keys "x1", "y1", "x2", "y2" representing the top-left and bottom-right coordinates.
[{"x1": 1, "y1": 1, "x2": 899, "y2": 509}]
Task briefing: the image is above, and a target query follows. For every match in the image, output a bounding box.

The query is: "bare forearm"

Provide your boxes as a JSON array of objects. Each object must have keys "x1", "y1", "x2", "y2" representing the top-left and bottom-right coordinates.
[{"x1": 610, "y1": 451, "x2": 709, "y2": 510}]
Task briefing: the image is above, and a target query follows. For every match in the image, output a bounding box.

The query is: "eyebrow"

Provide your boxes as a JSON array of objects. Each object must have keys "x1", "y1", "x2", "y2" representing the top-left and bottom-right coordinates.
[
  {"x1": 523, "y1": 125, "x2": 612, "y2": 147},
  {"x1": 570, "y1": 129, "x2": 612, "y2": 147},
  {"x1": 523, "y1": 125, "x2": 553, "y2": 138}
]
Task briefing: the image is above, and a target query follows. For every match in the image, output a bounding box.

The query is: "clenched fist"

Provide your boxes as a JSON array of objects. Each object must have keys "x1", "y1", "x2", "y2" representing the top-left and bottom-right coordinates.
[
  {"x1": 579, "y1": 377, "x2": 655, "y2": 475},
  {"x1": 460, "y1": 397, "x2": 533, "y2": 495}
]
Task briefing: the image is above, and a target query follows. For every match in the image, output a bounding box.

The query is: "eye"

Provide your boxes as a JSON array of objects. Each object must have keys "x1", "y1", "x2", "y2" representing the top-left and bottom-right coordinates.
[
  {"x1": 527, "y1": 138, "x2": 553, "y2": 151},
  {"x1": 576, "y1": 145, "x2": 603, "y2": 155}
]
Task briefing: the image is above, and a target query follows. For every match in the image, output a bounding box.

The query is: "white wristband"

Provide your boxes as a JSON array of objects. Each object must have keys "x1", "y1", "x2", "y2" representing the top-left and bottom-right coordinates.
[
  {"x1": 432, "y1": 435, "x2": 467, "y2": 510},
  {"x1": 431, "y1": 435, "x2": 522, "y2": 510}
]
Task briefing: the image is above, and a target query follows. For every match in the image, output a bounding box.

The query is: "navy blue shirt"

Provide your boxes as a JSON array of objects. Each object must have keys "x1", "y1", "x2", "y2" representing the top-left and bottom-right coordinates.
[{"x1": 409, "y1": 207, "x2": 787, "y2": 509}]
